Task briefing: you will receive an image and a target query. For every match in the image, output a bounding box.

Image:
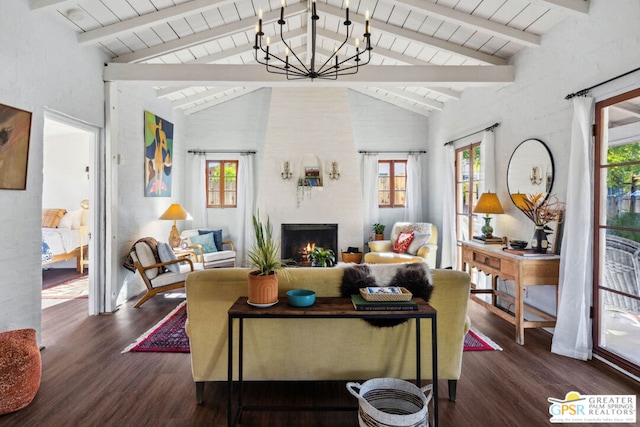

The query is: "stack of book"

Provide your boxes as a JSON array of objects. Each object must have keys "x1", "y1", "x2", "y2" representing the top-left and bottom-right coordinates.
[
  {"x1": 304, "y1": 167, "x2": 321, "y2": 186},
  {"x1": 472, "y1": 235, "x2": 503, "y2": 244},
  {"x1": 351, "y1": 294, "x2": 418, "y2": 311}
]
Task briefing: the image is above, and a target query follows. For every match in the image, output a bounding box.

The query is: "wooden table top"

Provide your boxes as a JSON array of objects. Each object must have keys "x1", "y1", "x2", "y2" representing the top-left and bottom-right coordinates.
[{"x1": 228, "y1": 296, "x2": 436, "y2": 318}]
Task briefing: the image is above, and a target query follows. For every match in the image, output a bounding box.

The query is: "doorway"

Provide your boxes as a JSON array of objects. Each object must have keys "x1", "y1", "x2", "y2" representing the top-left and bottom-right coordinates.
[
  {"x1": 42, "y1": 113, "x2": 99, "y2": 315},
  {"x1": 594, "y1": 87, "x2": 640, "y2": 378}
]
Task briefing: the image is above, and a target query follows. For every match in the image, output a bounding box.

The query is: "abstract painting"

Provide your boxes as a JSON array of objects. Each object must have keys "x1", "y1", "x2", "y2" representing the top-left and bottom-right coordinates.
[
  {"x1": 144, "y1": 110, "x2": 173, "y2": 197},
  {"x1": 0, "y1": 103, "x2": 32, "y2": 190}
]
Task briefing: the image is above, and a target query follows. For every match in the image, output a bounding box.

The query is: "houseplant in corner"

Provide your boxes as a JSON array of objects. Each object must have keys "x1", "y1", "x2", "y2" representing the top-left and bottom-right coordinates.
[
  {"x1": 373, "y1": 223, "x2": 386, "y2": 240},
  {"x1": 307, "y1": 247, "x2": 336, "y2": 267},
  {"x1": 246, "y1": 211, "x2": 287, "y2": 306}
]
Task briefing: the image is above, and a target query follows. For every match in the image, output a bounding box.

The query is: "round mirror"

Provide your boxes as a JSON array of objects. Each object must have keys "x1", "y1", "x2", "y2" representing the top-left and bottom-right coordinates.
[{"x1": 507, "y1": 139, "x2": 554, "y2": 205}]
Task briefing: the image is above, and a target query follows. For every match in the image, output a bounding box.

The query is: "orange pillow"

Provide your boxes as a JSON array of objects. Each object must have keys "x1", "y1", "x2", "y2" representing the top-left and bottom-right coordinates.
[{"x1": 392, "y1": 232, "x2": 414, "y2": 253}]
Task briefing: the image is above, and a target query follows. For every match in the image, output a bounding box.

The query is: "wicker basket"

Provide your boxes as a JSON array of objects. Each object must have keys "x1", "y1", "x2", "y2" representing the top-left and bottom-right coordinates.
[
  {"x1": 347, "y1": 378, "x2": 433, "y2": 427},
  {"x1": 360, "y1": 287, "x2": 413, "y2": 302},
  {"x1": 342, "y1": 252, "x2": 363, "y2": 264}
]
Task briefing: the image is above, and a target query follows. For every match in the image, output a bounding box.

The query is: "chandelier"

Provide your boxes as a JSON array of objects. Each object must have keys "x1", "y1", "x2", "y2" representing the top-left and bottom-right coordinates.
[{"x1": 254, "y1": 0, "x2": 372, "y2": 80}]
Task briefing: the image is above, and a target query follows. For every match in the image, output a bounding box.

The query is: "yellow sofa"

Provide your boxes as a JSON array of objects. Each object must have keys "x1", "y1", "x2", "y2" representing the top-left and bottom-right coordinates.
[
  {"x1": 185, "y1": 266, "x2": 470, "y2": 404},
  {"x1": 364, "y1": 223, "x2": 438, "y2": 267}
]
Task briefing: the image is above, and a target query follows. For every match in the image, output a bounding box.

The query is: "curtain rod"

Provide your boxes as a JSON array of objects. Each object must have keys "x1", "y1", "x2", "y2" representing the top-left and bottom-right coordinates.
[
  {"x1": 565, "y1": 66, "x2": 640, "y2": 100},
  {"x1": 443, "y1": 122, "x2": 500, "y2": 146},
  {"x1": 188, "y1": 149, "x2": 256, "y2": 154},
  {"x1": 358, "y1": 150, "x2": 427, "y2": 154}
]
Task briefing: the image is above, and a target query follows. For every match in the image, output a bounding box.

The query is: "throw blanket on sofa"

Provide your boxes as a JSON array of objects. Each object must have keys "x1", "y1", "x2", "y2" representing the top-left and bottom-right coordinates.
[
  {"x1": 122, "y1": 237, "x2": 161, "y2": 272},
  {"x1": 339, "y1": 263, "x2": 433, "y2": 327}
]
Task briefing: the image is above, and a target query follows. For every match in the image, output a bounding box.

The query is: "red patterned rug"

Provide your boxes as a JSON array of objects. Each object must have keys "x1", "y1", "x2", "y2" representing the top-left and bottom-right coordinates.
[
  {"x1": 123, "y1": 301, "x2": 501, "y2": 353},
  {"x1": 464, "y1": 327, "x2": 503, "y2": 351},
  {"x1": 122, "y1": 301, "x2": 189, "y2": 353}
]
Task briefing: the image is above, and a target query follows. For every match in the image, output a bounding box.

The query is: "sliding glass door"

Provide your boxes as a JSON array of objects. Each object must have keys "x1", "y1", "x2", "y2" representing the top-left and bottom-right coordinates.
[{"x1": 594, "y1": 88, "x2": 640, "y2": 377}]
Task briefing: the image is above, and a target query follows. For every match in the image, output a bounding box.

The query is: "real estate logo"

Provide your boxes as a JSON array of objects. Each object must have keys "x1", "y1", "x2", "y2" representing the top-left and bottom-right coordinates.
[{"x1": 548, "y1": 391, "x2": 636, "y2": 423}]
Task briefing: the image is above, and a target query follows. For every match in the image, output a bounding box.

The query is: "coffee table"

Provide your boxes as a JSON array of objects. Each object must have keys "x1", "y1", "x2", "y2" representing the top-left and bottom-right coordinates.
[{"x1": 227, "y1": 296, "x2": 438, "y2": 427}]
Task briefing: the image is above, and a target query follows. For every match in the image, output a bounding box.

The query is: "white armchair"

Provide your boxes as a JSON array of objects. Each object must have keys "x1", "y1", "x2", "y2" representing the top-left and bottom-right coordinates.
[
  {"x1": 180, "y1": 229, "x2": 236, "y2": 268},
  {"x1": 364, "y1": 223, "x2": 438, "y2": 267}
]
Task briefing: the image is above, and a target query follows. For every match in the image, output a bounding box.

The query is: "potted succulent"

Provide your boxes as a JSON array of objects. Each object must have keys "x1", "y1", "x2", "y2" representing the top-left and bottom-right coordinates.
[
  {"x1": 373, "y1": 223, "x2": 386, "y2": 240},
  {"x1": 307, "y1": 247, "x2": 336, "y2": 267},
  {"x1": 246, "y1": 211, "x2": 287, "y2": 305}
]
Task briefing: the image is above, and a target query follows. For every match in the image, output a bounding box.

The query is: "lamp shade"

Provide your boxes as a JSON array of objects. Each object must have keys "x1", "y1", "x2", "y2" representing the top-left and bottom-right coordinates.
[
  {"x1": 473, "y1": 192, "x2": 505, "y2": 215},
  {"x1": 159, "y1": 203, "x2": 190, "y2": 221}
]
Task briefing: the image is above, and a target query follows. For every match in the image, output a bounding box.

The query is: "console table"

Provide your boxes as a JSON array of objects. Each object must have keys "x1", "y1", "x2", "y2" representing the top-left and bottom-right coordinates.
[
  {"x1": 227, "y1": 296, "x2": 438, "y2": 427},
  {"x1": 460, "y1": 240, "x2": 560, "y2": 345}
]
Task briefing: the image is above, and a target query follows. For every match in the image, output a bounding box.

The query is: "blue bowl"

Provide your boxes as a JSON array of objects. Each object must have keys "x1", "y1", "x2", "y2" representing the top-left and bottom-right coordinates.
[{"x1": 287, "y1": 289, "x2": 316, "y2": 307}]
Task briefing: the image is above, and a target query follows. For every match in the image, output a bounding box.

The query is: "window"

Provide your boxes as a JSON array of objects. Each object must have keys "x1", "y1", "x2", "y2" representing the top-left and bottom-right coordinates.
[
  {"x1": 455, "y1": 143, "x2": 482, "y2": 247},
  {"x1": 378, "y1": 160, "x2": 406, "y2": 208},
  {"x1": 206, "y1": 160, "x2": 238, "y2": 208}
]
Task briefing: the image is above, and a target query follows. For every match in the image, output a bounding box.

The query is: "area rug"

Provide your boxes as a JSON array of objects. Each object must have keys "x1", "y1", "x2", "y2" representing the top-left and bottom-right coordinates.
[
  {"x1": 122, "y1": 301, "x2": 189, "y2": 353},
  {"x1": 42, "y1": 268, "x2": 87, "y2": 290},
  {"x1": 123, "y1": 301, "x2": 501, "y2": 354},
  {"x1": 41, "y1": 277, "x2": 89, "y2": 299},
  {"x1": 464, "y1": 327, "x2": 503, "y2": 351}
]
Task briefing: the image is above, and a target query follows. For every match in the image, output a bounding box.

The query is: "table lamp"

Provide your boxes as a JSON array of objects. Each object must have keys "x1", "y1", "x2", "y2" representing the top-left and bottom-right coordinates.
[
  {"x1": 159, "y1": 203, "x2": 191, "y2": 248},
  {"x1": 473, "y1": 192, "x2": 504, "y2": 239}
]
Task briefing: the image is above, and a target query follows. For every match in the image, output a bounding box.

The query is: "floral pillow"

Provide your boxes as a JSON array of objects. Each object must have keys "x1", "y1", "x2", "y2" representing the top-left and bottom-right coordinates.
[{"x1": 392, "y1": 232, "x2": 414, "y2": 253}]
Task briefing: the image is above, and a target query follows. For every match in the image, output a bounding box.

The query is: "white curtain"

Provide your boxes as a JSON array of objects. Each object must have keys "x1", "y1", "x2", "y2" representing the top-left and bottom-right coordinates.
[
  {"x1": 480, "y1": 130, "x2": 496, "y2": 193},
  {"x1": 187, "y1": 153, "x2": 208, "y2": 229},
  {"x1": 404, "y1": 153, "x2": 423, "y2": 223},
  {"x1": 551, "y1": 96, "x2": 595, "y2": 360},
  {"x1": 236, "y1": 153, "x2": 256, "y2": 268},
  {"x1": 362, "y1": 153, "x2": 379, "y2": 243},
  {"x1": 441, "y1": 144, "x2": 457, "y2": 269}
]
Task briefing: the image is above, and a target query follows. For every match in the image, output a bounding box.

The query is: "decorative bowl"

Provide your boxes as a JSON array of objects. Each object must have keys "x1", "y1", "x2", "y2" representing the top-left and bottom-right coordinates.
[
  {"x1": 286, "y1": 289, "x2": 316, "y2": 307},
  {"x1": 510, "y1": 240, "x2": 528, "y2": 249}
]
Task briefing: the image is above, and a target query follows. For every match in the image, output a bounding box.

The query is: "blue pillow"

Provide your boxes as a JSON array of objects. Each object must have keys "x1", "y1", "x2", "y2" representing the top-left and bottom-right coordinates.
[
  {"x1": 157, "y1": 242, "x2": 180, "y2": 273},
  {"x1": 190, "y1": 233, "x2": 218, "y2": 254},
  {"x1": 199, "y1": 229, "x2": 223, "y2": 251}
]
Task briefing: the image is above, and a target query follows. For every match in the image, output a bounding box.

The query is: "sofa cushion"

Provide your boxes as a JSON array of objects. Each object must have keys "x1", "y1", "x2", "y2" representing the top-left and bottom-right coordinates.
[
  {"x1": 190, "y1": 233, "x2": 217, "y2": 254},
  {"x1": 157, "y1": 242, "x2": 180, "y2": 273},
  {"x1": 407, "y1": 232, "x2": 431, "y2": 255},
  {"x1": 392, "y1": 232, "x2": 414, "y2": 253},
  {"x1": 135, "y1": 242, "x2": 160, "y2": 279},
  {"x1": 198, "y1": 229, "x2": 223, "y2": 251}
]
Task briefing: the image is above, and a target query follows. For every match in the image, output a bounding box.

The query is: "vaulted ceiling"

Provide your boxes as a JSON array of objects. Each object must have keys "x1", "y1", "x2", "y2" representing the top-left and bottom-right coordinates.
[{"x1": 32, "y1": 0, "x2": 589, "y2": 116}]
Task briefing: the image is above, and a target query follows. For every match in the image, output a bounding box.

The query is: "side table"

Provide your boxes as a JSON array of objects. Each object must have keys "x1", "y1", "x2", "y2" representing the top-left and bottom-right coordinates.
[{"x1": 227, "y1": 296, "x2": 438, "y2": 427}]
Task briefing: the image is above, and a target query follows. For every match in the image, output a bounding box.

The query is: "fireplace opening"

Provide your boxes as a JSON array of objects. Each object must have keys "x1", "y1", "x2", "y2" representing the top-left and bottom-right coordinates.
[{"x1": 281, "y1": 224, "x2": 338, "y2": 266}]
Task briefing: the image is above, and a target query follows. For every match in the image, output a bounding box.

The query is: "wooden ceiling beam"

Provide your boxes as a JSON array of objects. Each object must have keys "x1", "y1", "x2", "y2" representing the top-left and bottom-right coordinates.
[
  {"x1": 78, "y1": 0, "x2": 237, "y2": 47},
  {"x1": 372, "y1": 87, "x2": 445, "y2": 111},
  {"x1": 392, "y1": 0, "x2": 540, "y2": 47},
  {"x1": 103, "y1": 63, "x2": 514, "y2": 87},
  {"x1": 29, "y1": 0, "x2": 74, "y2": 12},
  {"x1": 321, "y1": 3, "x2": 506, "y2": 66},
  {"x1": 182, "y1": 88, "x2": 262, "y2": 115},
  {"x1": 112, "y1": 3, "x2": 307, "y2": 63},
  {"x1": 351, "y1": 88, "x2": 431, "y2": 117},
  {"x1": 534, "y1": 0, "x2": 589, "y2": 14}
]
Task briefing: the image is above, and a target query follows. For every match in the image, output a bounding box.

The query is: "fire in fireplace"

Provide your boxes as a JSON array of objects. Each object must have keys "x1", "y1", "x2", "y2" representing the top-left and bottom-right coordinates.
[{"x1": 281, "y1": 224, "x2": 338, "y2": 265}]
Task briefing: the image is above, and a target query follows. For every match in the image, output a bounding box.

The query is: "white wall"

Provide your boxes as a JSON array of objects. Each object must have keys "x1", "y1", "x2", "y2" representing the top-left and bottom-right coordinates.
[
  {"x1": 427, "y1": 0, "x2": 640, "y2": 313},
  {"x1": 0, "y1": 2, "x2": 107, "y2": 339},
  {"x1": 115, "y1": 85, "x2": 186, "y2": 306},
  {"x1": 185, "y1": 88, "x2": 429, "y2": 259}
]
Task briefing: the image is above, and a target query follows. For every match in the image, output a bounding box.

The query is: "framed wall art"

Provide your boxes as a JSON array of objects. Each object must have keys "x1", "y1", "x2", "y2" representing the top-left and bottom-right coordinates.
[
  {"x1": 144, "y1": 110, "x2": 173, "y2": 197},
  {"x1": 0, "y1": 103, "x2": 32, "y2": 190}
]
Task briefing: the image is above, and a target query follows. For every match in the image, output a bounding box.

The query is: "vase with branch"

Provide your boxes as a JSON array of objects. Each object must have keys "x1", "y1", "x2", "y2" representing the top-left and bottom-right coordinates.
[{"x1": 512, "y1": 193, "x2": 565, "y2": 253}]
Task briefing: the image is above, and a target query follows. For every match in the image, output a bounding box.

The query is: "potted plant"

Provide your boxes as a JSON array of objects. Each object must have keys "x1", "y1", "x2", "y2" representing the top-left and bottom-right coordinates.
[
  {"x1": 246, "y1": 211, "x2": 287, "y2": 305},
  {"x1": 373, "y1": 223, "x2": 386, "y2": 240},
  {"x1": 307, "y1": 247, "x2": 336, "y2": 267}
]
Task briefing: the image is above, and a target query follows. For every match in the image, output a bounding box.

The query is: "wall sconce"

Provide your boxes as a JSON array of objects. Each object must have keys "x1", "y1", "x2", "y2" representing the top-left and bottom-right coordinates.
[
  {"x1": 530, "y1": 166, "x2": 542, "y2": 186},
  {"x1": 281, "y1": 161, "x2": 293, "y2": 180},
  {"x1": 328, "y1": 161, "x2": 340, "y2": 180}
]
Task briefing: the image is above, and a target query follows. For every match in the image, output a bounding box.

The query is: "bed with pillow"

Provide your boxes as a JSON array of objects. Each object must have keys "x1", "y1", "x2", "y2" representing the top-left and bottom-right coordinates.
[
  {"x1": 41, "y1": 208, "x2": 89, "y2": 272},
  {"x1": 180, "y1": 228, "x2": 236, "y2": 268}
]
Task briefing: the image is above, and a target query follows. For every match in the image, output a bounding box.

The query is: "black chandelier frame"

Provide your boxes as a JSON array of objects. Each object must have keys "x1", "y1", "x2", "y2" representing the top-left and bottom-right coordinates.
[{"x1": 254, "y1": 1, "x2": 372, "y2": 80}]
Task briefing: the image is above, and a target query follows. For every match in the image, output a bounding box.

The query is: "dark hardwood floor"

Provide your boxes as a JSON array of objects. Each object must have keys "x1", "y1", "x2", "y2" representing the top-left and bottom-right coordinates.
[{"x1": 1, "y1": 293, "x2": 637, "y2": 427}]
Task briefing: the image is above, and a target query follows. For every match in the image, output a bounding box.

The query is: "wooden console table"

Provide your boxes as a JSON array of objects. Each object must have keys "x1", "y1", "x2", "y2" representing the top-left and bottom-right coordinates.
[
  {"x1": 227, "y1": 296, "x2": 438, "y2": 427},
  {"x1": 460, "y1": 241, "x2": 560, "y2": 345}
]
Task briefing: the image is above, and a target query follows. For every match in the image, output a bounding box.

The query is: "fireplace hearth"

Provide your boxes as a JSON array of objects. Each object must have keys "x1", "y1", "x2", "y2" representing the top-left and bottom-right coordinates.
[{"x1": 281, "y1": 224, "x2": 338, "y2": 265}]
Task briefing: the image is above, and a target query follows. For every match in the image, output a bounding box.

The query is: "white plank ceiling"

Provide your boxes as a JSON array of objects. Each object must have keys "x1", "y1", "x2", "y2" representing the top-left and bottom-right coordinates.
[{"x1": 31, "y1": 0, "x2": 590, "y2": 116}]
